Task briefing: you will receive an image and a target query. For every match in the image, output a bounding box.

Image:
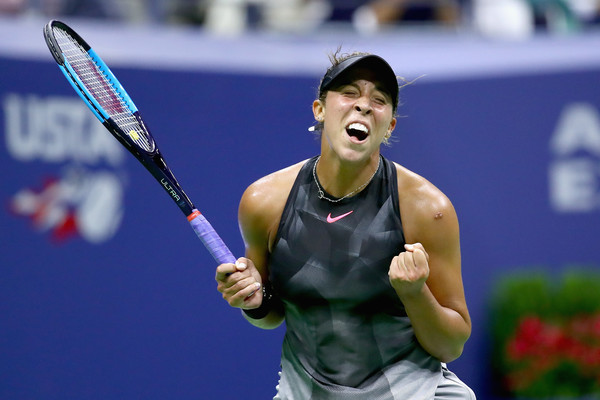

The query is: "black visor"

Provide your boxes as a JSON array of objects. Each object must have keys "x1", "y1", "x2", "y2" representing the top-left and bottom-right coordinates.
[{"x1": 319, "y1": 54, "x2": 398, "y2": 110}]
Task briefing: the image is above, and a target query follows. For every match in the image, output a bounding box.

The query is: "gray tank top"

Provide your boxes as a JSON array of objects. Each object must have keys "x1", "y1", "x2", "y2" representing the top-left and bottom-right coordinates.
[{"x1": 269, "y1": 156, "x2": 444, "y2": 399}]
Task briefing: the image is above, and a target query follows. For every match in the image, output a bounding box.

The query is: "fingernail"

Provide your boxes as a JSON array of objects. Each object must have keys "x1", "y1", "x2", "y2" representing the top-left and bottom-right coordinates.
[
  {"x1": 246, "y1": 282, "x2": 261, "y2": 299},
  {"x1": 236, "y1": 261, "x2": 247, "y2": 270}
]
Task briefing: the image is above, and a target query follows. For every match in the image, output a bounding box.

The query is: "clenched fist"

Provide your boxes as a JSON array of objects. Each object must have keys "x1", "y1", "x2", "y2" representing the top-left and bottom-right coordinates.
[
  {"x1": 215, "y1": 258, "x2": 263, "y2": 310},
  {"x1": 388, "y1": 243, "x2": 430, "y2": 299}
]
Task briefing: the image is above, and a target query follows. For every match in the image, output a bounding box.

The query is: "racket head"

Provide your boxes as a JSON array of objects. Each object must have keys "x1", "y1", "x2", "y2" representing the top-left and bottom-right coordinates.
[
  {"x1": 43, "y1": 20, "x2": 156, "y2": 154},
  {"x1": 43, "y1": 21, "x2": 234, "y2": 264},
  {"x1": 43, "y1": 20, "x2": 196, "y2": 216}
]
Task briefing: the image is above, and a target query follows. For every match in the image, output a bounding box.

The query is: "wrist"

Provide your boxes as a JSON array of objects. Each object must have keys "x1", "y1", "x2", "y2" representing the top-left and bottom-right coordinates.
[
  {"x1": 395, "y1": 283, "x2": 428, "y2": 303},
  {"x1": 242, "y1": 283, "x2": 275, "y2": 320}
]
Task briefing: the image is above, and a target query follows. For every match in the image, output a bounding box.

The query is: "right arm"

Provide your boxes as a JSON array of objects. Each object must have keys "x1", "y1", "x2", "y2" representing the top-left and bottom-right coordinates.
[
  {"x1": 237, "y1": 179, "x2": 285, "y2": 329},
  {"x1": 215, "y1": 162, "x2": 304, "y2": 329}
]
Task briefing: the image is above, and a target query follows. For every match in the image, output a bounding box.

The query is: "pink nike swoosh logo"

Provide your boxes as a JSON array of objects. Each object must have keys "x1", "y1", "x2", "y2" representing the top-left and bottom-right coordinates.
[{"x1": 326, "y1": 211, "x2": 354, "y2": 223}]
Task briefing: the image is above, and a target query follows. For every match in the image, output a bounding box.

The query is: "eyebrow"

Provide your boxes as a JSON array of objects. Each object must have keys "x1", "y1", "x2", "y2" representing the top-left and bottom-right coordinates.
[
  {"x1": 338, "y1": 80, "x2": 390, "y2": 96},
  {"x1": 342, "y1": 82, "x2": 393, "y2": 104}
]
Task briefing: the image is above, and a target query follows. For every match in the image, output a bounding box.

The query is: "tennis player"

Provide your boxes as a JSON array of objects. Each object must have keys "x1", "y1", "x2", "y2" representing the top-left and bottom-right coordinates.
[{"x1": 215, "y1": 50, "x2": 475, "y2": 399}]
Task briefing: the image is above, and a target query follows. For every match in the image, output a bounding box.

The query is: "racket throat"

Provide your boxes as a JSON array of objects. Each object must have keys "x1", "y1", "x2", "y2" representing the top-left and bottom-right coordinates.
[{"x1": 160, "y1": 178, "x2": 181, "y2": 202}]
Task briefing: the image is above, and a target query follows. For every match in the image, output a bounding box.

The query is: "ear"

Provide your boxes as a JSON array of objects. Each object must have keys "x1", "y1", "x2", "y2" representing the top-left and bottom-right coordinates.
[
  {"x1": 312, "y1": 99, "x2": 324, "y2": 122},
  {"x1": 387, "y1": 117, "x2": 397, "y2": 136}
]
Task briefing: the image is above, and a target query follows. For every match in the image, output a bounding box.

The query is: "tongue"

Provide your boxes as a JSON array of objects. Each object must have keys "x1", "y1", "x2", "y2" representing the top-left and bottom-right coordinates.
[{"x1": 347, "y1": 128, "x2": 368, "y2": 141}]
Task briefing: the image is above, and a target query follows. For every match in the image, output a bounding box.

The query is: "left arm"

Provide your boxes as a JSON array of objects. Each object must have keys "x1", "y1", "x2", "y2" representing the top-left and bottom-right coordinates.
[{"x1": 389, "y1": 174, "x2": 471, "y2": 362}]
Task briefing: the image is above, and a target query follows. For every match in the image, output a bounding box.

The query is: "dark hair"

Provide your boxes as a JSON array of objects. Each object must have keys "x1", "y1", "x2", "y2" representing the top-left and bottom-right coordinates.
[{"x1": 317, "y1": 50, "x2": 370, "y2": 101}]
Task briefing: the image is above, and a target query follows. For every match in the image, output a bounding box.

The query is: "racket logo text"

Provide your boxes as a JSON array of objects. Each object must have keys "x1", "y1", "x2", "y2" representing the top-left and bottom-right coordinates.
[{"x1": 160, "y1": 178, "x2": 181, "y2": 202}]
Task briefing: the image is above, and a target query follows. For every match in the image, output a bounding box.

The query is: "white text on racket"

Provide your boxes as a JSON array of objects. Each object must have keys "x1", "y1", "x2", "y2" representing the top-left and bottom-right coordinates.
[{"x1": 160, "y1": 178, "x2": 181, "y2": 202}]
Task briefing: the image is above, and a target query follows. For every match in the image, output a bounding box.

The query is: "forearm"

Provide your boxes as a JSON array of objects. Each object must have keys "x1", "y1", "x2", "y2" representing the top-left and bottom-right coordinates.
[
  {"x1": 242, "y1": 308, "x2": 285, "y2": 329},
  {"x1": 400, "y1": 284, "x2": 471, "y2": 362}
]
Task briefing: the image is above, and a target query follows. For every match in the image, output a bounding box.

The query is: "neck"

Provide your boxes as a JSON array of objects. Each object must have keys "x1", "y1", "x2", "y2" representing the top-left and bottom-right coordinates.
[{"x1": 315, "y1": 154, "x2": 380, "y2": 199}]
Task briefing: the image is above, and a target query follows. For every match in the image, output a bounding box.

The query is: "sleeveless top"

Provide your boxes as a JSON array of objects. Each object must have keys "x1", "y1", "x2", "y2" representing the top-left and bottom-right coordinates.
[{"x1": 269, "y1": 155, "x2": 444, "y2": 399}]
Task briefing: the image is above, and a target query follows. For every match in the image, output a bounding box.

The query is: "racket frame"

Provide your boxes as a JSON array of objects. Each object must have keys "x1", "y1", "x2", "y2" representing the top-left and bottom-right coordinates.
[
  {"x1": 44, "y1": 20, "x2": 195, "y2": 217},
  {"x1": 43, "y1": 20, "x2": 236, "y2": 265}
]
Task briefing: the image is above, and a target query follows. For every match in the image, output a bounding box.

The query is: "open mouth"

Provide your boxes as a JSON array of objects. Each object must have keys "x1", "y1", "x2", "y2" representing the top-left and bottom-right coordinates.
[{"x1": 346, "y1": 122, "x2": 369, "y2": 142}]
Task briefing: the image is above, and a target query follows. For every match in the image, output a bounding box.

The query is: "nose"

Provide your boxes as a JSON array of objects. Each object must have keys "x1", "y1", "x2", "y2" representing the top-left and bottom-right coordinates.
[{"x1": 354, "y1": 97, "x2": 372, "y2": 115}]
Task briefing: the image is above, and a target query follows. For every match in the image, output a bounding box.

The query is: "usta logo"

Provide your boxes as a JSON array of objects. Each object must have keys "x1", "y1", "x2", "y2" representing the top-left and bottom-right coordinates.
[{"x1": 4, "y1": 94, "x2": 125, "y2": 243}]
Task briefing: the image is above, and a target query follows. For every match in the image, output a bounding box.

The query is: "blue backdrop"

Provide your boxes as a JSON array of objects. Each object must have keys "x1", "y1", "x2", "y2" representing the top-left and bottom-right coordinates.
[{"x1": 2, "y1": 20, "x2": 600, "y2": 399}]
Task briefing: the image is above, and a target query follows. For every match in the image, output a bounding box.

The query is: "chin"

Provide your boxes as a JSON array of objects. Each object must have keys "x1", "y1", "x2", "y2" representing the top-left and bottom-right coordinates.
[{"x1": 337, "y1": 149, "x2": 373, "y2": 164}]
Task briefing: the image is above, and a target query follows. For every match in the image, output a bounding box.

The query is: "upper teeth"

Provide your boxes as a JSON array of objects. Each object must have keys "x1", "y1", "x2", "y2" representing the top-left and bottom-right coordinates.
[{"x1": 348, "y1": 123, "x2": 368, "y2": 133}]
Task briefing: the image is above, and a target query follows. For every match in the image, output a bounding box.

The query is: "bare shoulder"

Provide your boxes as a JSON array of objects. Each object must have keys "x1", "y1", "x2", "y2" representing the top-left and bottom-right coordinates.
[
  {"x1": 393, "y1": 162, "x2": 458, "y2": 243},
  {"x1": 240, "y1": 160, "x2": 306, "y2": 215},
  {"x1": 239, "y1": 160, "x2": 307, "y2": 250}
]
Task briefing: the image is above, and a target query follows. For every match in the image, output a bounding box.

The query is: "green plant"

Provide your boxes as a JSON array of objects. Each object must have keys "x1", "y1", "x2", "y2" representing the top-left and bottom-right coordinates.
[{"x1": 490, "y1": 269, "x2": 600, "y2": 398}]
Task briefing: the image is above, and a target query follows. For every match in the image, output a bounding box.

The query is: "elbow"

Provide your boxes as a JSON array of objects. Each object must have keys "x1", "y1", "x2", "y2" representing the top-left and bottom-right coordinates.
[
  {"x1": 437, "y1": 344, "x2": 465, "y2": 363},
  {"x1": 434, "y1": 329, "x2": 471, "y2": 363}
]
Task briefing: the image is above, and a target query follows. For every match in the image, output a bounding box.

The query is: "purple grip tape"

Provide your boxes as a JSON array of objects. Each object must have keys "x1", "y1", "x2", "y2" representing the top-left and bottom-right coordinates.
[{"x1": 188, "y1": 209, "x2": 236, "y2": 265}]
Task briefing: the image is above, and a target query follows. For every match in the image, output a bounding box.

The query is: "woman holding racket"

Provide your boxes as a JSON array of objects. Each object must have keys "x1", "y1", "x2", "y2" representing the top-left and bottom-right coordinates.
[{"x1": 215, "y1": 51, "x2": 475, "y2": 399}]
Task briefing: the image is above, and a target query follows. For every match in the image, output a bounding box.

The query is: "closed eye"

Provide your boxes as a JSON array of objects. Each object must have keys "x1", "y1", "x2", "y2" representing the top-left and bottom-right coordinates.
[
  {"x1": 373, "y1": 96, "x2": 387, "y2": 105},
  {"x1": 342, "y1": 89, "x2": 359, "y2": 97}
]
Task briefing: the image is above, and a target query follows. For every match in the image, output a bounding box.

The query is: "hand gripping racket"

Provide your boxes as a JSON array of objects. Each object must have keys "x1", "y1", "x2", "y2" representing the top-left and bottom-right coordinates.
[{"x1": 43, "y1": 20, "x2": 235, "y2": 265}]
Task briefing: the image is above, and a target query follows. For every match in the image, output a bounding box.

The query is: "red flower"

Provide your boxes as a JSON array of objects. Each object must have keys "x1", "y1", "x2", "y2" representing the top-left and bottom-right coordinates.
[{"x1": 504, "y1": 312, "x2": 600, "y2": 392}]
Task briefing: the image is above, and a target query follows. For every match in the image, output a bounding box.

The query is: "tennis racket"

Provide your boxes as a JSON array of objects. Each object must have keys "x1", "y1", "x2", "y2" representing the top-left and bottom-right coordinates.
[{"x1": 43, "y1": 19, "x2": 235, "y2": 265}]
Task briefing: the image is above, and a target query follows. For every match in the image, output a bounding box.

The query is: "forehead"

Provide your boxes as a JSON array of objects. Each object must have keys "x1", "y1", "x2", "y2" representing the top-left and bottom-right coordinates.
[{"x1": 331, "y1": 66, "x2": 390, "y2": 94}]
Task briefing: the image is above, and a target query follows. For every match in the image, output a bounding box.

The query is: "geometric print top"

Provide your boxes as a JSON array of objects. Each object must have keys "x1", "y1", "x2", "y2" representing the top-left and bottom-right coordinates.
[{"x1": 269, "y1": 155, "x2": 443, "y2": 399}]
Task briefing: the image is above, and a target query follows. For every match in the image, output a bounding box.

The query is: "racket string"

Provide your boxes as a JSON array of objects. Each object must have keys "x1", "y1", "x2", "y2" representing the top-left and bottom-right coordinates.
[{"x1": 53, "y1": 27, "x2": 155, "y2": 153}]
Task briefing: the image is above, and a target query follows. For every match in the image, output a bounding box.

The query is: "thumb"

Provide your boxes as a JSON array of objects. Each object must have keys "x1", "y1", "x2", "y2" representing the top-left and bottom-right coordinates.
[{"x1": 413, "y1": 248, "x2": 429, "y2": 269}]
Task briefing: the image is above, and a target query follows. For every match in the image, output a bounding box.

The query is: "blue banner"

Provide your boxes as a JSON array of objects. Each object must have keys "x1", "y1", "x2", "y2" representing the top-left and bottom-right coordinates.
[{"x1": 2, "y1": 38, "x2": 599, "y2": 399}]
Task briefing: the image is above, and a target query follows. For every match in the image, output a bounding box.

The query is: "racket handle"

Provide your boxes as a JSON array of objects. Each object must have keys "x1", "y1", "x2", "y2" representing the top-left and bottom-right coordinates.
[{"x1": 188, "y1": 210, "x2": 236, "y2": 265}]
